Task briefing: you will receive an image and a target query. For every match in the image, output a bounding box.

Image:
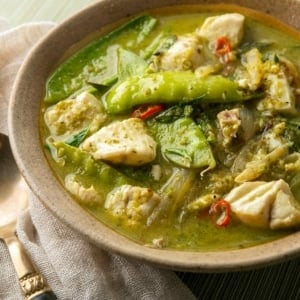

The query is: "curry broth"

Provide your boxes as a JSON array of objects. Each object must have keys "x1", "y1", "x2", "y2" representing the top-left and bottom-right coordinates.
[{"x1": 41, "y1": 5, "x2": 300, "y2": 251}]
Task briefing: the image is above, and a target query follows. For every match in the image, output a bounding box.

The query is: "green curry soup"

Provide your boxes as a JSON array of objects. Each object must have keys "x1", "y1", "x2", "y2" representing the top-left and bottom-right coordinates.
[{"x1": 41, "y1": 5, "x2": 300, "y2": 251}]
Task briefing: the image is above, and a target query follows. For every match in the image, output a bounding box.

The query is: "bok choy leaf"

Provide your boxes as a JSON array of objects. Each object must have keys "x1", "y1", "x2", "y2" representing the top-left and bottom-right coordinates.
[{"x1": 148, "y1": 117, "x2": 216, "y2": 170}]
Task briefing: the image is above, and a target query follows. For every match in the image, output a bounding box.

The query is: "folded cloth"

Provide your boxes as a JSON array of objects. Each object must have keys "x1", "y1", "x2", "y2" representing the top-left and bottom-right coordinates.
[{"x1": 0, "y1": 21, "x2": 196, "y2": 300}]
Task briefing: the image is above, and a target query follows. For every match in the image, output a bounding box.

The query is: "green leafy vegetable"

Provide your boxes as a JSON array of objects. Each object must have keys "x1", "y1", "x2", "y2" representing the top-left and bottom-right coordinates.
[
  {"x1": 45, "y1": 15, "x2": 157, "y2": 103},
  {"x1": 237, "y1": 41, "x2": 275, "y2": 55},
  {"x1": 87, "y1": 45, "x2": 119, "y2": 87},
  {"x1": 286, "y1": 118, "x2": 300, "y2": 151},
  {"x1": 65, "y1": 128, "x2": 89, "y2": 147},
  {"x1": 154, "y1": 104, "x2": 194, "y2": 123},
  {"x1": 141, "y1": 32, "x2": 177, "y2": 60},
  {"x1": 148, "y1": 117, "x2": 216, "y2": 170},
  {"x1": 117, "y1": 48, "x2": 148, "y2": 81},
  {"x1": 89, "y1": 47, "x2": 148, "y2": 87}
]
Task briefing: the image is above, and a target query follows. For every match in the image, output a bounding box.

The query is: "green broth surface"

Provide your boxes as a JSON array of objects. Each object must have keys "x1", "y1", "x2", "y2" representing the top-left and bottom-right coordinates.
[{"x1": 41, "y1": 5, "x2": 300, "y2": 251}]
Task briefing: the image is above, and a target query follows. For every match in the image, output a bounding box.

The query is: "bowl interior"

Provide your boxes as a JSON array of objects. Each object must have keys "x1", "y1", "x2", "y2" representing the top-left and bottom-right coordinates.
[{"x1": 9, "y1": 0, "x2": 300, "y2": 272}]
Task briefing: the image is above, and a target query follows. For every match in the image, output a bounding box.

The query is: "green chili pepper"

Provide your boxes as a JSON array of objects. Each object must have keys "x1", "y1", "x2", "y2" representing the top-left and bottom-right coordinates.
[
  {"x1": 103, "y1": 71, "x2": 264, "y2": 114},
  {"x1": 45, "y1": 15, "x2": 157, "y2": 103}
]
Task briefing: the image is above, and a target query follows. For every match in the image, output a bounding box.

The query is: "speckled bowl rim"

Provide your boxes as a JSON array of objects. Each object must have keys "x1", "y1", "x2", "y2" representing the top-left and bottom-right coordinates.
[{"x1": 8, "y1": 0, "x2": 300, "y2": 272}]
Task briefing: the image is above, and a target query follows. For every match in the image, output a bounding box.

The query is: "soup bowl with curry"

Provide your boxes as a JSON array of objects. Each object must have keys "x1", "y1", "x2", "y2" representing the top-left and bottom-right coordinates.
[{"x1": 9, "y1": 0, "x2": 300, "y2": 271}]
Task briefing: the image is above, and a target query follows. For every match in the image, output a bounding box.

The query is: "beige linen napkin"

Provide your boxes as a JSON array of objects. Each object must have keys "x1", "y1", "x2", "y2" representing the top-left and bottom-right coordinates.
[{"x1": 0, "y1": 20, "x2": 196, "y2": 300}]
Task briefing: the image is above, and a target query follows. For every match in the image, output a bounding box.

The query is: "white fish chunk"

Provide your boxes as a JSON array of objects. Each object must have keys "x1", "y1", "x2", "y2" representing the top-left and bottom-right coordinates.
[
  {"x1": 80, "y1": 118, "x2": 157, "y2": 166},
  {"x1": 217, "y1": 108, "x2": 241, "y2": 146},
  {"x1": 226, "y1": 179, "x2": 300, "y2": 229},
  {"x1": 197, "y1": 13, "x2": 245, "y2": 48},
  {"x1": 105, "y1": 184, "x2": 161, "y2": 224},
  {"x1": 44, "y1": 91, "x2": 106, "y2": 137},
  {"x1": 270, "y1": 189, "x2": 300, "y2": 229},
  {"x1": 157, "y1": 34, "x2": 204, "y2": 71},
  {"x1": 226, "y1": 181, "x2": 275, "y2": 228},
  {"x1": 65, "y1": 174, "x2": 103, "y2": 204}
]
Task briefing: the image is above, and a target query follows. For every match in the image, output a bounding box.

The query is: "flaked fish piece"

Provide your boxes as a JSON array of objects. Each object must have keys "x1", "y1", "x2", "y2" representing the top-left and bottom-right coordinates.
[
  {"x1": 197, "y1": 13, "x2": 245, "y2": 49},
  {"x1": 105, "y1": 184, "x2": 161, "y2": 225},
  {"x1": 80, "y1": 118, "x2": 157, "y2": 166},
  {"x1": 226, "y1": 179, "x2": 300, "y2": 229}
]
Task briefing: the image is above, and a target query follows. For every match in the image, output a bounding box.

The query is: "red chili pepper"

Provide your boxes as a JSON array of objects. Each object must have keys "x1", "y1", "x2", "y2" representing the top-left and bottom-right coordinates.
[
  {"x1": 209, "y1": 199, "x2": 231, "y2": 227},
  {"x1": 215, "y1": 36, "x2": 232, "y2": 55},
  {"x1": 215, "y1": 36, "x2": 232, "y2": 64},
  {"x1": 132, "y1": 104, "x2": 164, "y2": 120}
]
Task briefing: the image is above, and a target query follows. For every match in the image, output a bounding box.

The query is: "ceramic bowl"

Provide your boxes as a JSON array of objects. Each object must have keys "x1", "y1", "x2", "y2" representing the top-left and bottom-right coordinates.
[{"x1": 9, "y1": 0, "x2": 300, "y2": 272}]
